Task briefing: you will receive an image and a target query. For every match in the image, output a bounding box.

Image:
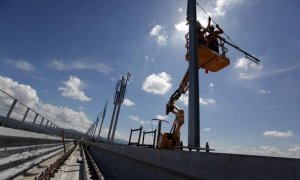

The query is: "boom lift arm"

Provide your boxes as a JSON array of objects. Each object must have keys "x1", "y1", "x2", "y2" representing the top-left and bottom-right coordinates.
[{"x1": 158, "y1": 70, "x2": 189, "y2": 149}]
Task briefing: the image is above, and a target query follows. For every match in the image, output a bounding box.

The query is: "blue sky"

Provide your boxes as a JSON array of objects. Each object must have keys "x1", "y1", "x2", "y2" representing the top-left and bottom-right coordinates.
[{"x1": 0, "y1": 0, "x2": 300, "y2": 158}]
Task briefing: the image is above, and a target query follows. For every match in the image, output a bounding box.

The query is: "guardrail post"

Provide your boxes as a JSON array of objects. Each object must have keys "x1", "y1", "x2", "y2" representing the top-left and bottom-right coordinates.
[
  {"x1": 138, "y1": 126, "x2": 142, "y2": 146},
  {"x1": 45, "y1": 120, "x2": 49, "y2": 128},
  {"x1": 39, "y1": 117, "x2": 44, "y2": 127},
  {"x1": 32, "y1": 113, "x2": 38, "y2": 125},
  {"x1": 3, "y1": 99, "x2": 18, "y2": 126},
  {"x1": 62, "y1": 129, "x2": 66, "y2": 153},
  {"x1": 19, "y1": 107, "x2": 30, "y2": 129}
]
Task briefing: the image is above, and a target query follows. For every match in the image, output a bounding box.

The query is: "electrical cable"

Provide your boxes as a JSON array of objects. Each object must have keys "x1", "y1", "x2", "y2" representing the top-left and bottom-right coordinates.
[{"x1": 196, "y1": 1, "x2": 238, "y2": 47}]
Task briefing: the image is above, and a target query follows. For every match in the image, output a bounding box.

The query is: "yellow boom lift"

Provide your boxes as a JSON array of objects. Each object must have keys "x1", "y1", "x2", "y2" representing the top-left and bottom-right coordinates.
[{"x1": 157, "y1": 31, "x2": 260, "y2": 150}]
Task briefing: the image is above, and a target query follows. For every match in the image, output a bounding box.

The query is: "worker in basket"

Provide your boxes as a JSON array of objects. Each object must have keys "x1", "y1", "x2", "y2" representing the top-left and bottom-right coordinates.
[
  {"x1": 206, "y1": 17, "x2": 224, "y2": 53},
  {"x1": 196, "y1": 21, "x2": 207, "y2": 45}
]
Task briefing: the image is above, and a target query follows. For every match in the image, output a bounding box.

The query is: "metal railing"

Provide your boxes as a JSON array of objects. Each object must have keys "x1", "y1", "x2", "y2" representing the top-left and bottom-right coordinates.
[{"x1": 0, "y1": 89, "x2": 60, "y2": 136}]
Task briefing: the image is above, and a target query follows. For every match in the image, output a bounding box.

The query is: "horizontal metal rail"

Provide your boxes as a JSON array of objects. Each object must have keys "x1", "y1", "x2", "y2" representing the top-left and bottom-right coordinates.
[
  {"x1": 35, "y1": 144, "x2": 77, "y2": 180},
  {"x1": 83, "y1": 145, "x2": 104, "y2": 180}
]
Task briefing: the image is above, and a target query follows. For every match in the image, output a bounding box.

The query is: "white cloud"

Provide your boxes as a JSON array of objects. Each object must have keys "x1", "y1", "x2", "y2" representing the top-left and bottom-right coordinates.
[
  {"x1": 0, "y1": 76, "x2": 39, "y2": 107},
  {"x1": 128, "y1": 115, "x2": 149, "y2": 125},
  {"x1": 179, "y1": 92, "x2": 216, "y2": 106},
  {"x1": 48, "y1": 59, "x2": 113, "y2": 74},
  {"x1": 123, "y1": 98, "x2": 135, "y2": 107},
  {"x1": 263, "y1": 130, "x2": 293, "y2": 138},
  {"x1": 142, "y1": 72, "x2": 172, "y2": 95},
  {"x1": 234, "y1": 57, "x2": 263, "y2": 79},
  {"x1": 149, "y1": 25, "x2": 162, "y2": 36},
  {"x1": 235, "y1": 57, "x2": 261, "y2": 70},
  {"x1": 217, "y1": 144, "x2": 287, "y2": 157},
  {"x1": 174, "y1": 21, "x2": 188, "y2": 32},
  {"x1": 5, "y1": 59, "x2": 35, "y2": 72},
  {"x1": 204, "y1": 128, "x2": 211, "y2": 132},
  {"x1": 149, "y1": 25, "x2": 168, "y2": 46},
  {"x1": 288, "y1": 146, "x2": 300, "y2": 153},
  {"x1": 156, "y1": 114, "x2": 168, "y2": 120},
  {"x1": 157, "y1": 34, "x2": 168, "y2": 46},
  {"x1": 258, "y1": 89, "x2": 270, "y2": 95},
  {"x1": 257, "y1": 146, "x2": 285, "y2": 156},
  {"x1": 200, "y1": 97, "x2": 216, "y2": 106},
  {"x1": 209, "y1": 82, "x2": 214, "y2": 87},
  {"x1": 179, "y1": 93, "x2": 189, "y2": 106},
  {"x1": 99, "y1": 128, "x2": 128, "y2": 141},
  {"x1": 58, "y1": 76, "x2": 91, "y2": 102},
  {"x1": 178, "y1": 8, "x2": 183, "y2": 12},
  {"x1": 206, "y1": 0, "x2": 243, "y2": 17},
  {"x1": 36, "y1": 103, "x2": 91, "y2": 132},
  {"x1": 0, "y1": 75, "x2": 92, "y2": 132}
]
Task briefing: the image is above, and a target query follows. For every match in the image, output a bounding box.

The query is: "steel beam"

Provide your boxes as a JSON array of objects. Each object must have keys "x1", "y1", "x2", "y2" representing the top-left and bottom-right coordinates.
[{"x1": 187, "y1": 0, "x2": 200, "y2": 147}]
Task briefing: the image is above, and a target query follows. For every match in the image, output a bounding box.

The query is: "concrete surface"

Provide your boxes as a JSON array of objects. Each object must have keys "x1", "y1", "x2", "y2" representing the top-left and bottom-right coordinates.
[
  {"x1": 52, "y1": 146, "x2": 84, "y2": 180},
  {"x1": 14, "y1": 145, "x2": 73, "y2": 180},
  {"x1": 0, "y1": 146, "x2": 65, "y2": 179},
  {"x1": 89, "y1": 143, "x2": 300, "y2": 180},
  {"x1": 0, "y1": 126, "x2": 72, "y2": 148}
]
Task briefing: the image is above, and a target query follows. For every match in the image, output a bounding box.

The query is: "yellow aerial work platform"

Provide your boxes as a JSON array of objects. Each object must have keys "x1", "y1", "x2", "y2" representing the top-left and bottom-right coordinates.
[{"x1": 186, "y1": 45, "x2": 230, "y2": 72}]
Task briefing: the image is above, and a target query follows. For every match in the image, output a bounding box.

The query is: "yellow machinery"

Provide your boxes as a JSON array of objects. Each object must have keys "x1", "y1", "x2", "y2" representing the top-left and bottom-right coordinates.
[
  {"x1": 158, "y1": 70, "x2": 188, "y2": 149},
  {"x1": 158, "y1": 42, "x2": 230, "y2": 149}
]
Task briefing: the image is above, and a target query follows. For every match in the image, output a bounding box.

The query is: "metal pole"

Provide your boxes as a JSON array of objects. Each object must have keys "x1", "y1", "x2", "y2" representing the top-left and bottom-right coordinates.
[
  {"x1": 20, "y1": 107, "x2": 30, "y2": 129},
  {"x1": 32, "y1": 113, "x2": 38, "y2": 125},
  {"x1": 110, "y1": 103, "x2": 121, "y2": 143},
  {"x1": 40, "y1": 117, "x2": 44, "y2": 127},
  {"x1": 98, "y1": 100, "x2": 108, "y2": 140},
  {"x1": 107, "y1": 104, "x2": 117, "y2": 142},
  {"x1": 157, "y1": 121, "x2": 162, "y2": 148},
  {"x1": 45, "y1": 120, "x2": 49, "y2": 128},
  {"x1": 187, "y1": 0, "x2": 200, "y2": 148},
  {"x1": 6, "y1": 99, "x2": 17, "y2": 118},
  {"x1": 62, "y1": 129, "x2": 66, "y2": 154},
  {"x1": 3, "y1": 99, "x2": 18, "y2": 126}
]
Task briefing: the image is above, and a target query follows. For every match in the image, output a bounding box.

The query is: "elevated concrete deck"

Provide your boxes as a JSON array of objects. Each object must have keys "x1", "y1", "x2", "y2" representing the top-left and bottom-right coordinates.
[
  {"x1": 89, "y1": 143, "x2": 300, "y2": 180},
  {"x1": 0, "y1": 126, "x2": 71, "y2": 148}
]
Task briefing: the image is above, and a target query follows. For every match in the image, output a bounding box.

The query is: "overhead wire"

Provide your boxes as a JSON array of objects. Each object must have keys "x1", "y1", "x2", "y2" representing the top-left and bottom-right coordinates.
[
  {"x1": 195, "y1": 1, "x2": 238, "y2": 47},
  {"x1": 195, "y1": 1, "x2": 260, "y2": 64}
]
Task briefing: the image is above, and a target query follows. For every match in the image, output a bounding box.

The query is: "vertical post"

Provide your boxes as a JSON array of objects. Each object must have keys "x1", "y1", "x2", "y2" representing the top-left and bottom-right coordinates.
[
  {"x1": 22, "y1": 108, "x2": 30, "y2": 123},
  {"x1": 98, "y1": 100, "x2": 108, "y2": 140},
  {"x1": 187, "y1": 0, "x2": 200, "y2": 148},
  {"x1": 6, "y1": 99, "x2": 17, "y2": 118},
  {"x1": 142, "y1": 131, "x2": 145, "y2": 147},
  {"x1": 128, "y1": 129, "x2": 133, "y2": 145},
  {"x1": 20, "y1": 107, "x2": 30, "y2": 129},
  {"x1": 107, "y1": 104, "x2": 117, "y2": 142},
  {"x1": 110, "y1": 104, "x2": 121, "y2": 143},
  {"x1": 153, "y1": 129, "x2": 157, "y2": 148},
  {"x1": 32, "y1": 113, "x2": 38, "y2": 125},
  {"x1": 157, "y1": 121, "x2": 162, "y2": 148},
  {"x1": 138, "y1": 126, "x2": 143, "y2": 147},
  {"x1": 3, "y1": 99, "x2": 18, "y2": 126},
  {"x1": 62, "y1": 129, "x2": 66, "y2": 154},
  {"x1": 40, "y1": 117, "x2": 44, "y2": 127},
  {"x1": 97, "y1": 114, "x2": 104, "y2": 140},
  {"x1": 111, "y1": 74, "x2": 130, "y2": 143},
  {"x1": 45, "y1": 120, "x2": 49, "y2": 128}
]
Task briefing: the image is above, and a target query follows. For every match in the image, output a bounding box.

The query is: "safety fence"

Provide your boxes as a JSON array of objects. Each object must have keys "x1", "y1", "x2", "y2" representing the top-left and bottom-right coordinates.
[{"x1": 0, "y1": 89, "x2": 61, "y2": 136}]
